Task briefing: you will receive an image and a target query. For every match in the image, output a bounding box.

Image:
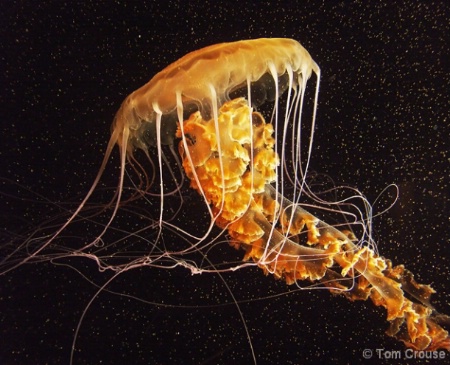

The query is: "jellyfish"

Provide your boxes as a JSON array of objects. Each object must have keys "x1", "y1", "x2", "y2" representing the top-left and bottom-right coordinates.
[{"x1": 3, "y1": 38, "x2": 449, "y2": 353}]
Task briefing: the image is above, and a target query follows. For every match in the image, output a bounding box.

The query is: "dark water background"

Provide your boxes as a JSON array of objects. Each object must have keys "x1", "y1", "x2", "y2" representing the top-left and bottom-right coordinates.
[{"x1": 1, "y1": 2, "x2": 449, "y2": 364}]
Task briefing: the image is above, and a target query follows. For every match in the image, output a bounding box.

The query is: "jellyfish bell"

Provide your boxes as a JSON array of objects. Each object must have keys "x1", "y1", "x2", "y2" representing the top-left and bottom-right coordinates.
[
  {"x1": 112, "y1": 38, "x2": 319, "y2": 153},
  {"x1": 2, "y1": 38, "x2": 449, "y2": 354}
]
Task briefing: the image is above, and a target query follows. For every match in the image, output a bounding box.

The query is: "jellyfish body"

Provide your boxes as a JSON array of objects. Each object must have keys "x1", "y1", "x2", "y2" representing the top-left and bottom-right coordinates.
[
  {"x1": 3, "y1": 39, "x2": 449, "y2": 353},
  {"x1": 108, "y1": 38, "x2": 449, "y2": 351}
]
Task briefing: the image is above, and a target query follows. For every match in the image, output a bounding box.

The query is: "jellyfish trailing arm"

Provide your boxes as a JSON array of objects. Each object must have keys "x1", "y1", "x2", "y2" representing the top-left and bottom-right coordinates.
[{"x1": 177, "y1": 97, "x2": 450, "y2": 352}]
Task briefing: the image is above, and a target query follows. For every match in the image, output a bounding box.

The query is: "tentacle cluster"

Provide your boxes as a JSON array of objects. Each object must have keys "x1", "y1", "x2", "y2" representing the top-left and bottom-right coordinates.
[{"x1": 177, "y1": 97, "x2": 449, "y2": 351}]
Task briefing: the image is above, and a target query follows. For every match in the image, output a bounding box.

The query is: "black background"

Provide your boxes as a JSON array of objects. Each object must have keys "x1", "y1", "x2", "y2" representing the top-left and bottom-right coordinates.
[{"x1": 1, "y1": 1, "x2": 449, "y2": 365}]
